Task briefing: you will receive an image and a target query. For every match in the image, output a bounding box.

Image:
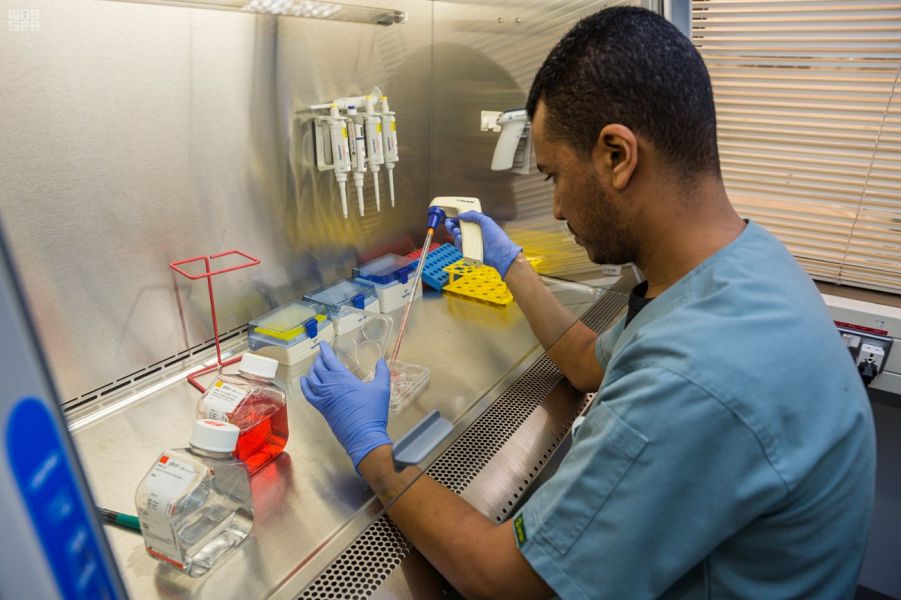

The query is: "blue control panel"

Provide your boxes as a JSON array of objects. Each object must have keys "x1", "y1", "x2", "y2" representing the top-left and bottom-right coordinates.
[{"x1": 7, "y1": 398, "x2": 118, "y2": 600}]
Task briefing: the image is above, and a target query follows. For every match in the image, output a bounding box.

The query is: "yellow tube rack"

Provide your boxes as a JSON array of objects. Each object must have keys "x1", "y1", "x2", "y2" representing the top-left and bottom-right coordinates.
[{"x1": 442, "y1": 259, "x2": 513, "y2": 307}]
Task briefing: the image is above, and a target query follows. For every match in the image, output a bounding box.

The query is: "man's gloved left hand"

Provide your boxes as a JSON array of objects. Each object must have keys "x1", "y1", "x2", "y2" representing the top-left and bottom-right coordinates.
[
  {"x1": 445, "y1": 211, "x2": 522, "y2": 279},
  {"x1": 300, "y1": 341, "x2": 392, "y2": 470}
]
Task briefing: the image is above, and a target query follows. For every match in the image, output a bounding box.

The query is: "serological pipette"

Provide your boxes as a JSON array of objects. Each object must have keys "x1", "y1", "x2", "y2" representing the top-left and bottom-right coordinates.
[{"x1": 390, "y1": 206, "x2": 444, "y2": 365}]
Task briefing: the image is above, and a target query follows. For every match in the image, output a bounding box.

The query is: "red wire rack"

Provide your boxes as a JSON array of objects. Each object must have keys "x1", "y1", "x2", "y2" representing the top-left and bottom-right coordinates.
[{"x1": 169, "y1": 249, "x2": 260, "y2": 393}]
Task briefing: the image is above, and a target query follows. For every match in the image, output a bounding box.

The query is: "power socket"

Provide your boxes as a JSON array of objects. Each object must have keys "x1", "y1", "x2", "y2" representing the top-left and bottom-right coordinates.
[
  {"x1": 836, "y1": 324, "x2": 893, "y2": 386},
  {"x1": 858, "y1": 343, "x2": 886, "y2": 372}
]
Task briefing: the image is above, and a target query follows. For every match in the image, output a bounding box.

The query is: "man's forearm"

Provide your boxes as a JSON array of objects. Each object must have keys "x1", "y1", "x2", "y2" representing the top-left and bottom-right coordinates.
[
  {"x1": 504, "y1": 255, "x2": 604, "y2": 392},
  {"x1": 358, "y1": 446, "x2": 552, "y2": 600},
  {"x1": 361, "y1": 444, "x2": 422, "y2": 503},
  {"x1": 504, "y1": 254, "x2": 580, "y2": 349}
]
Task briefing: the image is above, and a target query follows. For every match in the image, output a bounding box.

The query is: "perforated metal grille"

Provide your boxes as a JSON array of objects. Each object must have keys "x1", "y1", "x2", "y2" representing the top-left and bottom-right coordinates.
[
  {"x1": 426, "y1": 290, "x2": 628, "y2": 494},
  {"x1": 426, "y1": 353, "x2": 559, "y2": 493},
  {"x1": 489, "y1": 390, "x2": 594, "y2": 523},
  {"x1": 298, "y1": 517, "x2": 411, "y2": 600},
  {"x1": 297, "y1": 290, "x2": 628, "y2": 599},
  {"x1": 582, "y1": 289, "x2": 629, "y2": 332}
]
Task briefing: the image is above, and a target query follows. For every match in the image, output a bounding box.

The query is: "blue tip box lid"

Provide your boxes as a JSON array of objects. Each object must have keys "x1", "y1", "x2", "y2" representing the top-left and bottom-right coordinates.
[{"x1": 354, "y1": 254, "x2": 416, "y2": 285}]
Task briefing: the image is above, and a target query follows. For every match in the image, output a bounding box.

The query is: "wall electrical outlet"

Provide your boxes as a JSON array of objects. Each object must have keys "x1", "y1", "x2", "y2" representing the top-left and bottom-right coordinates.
[
  {"x1": 825, "y1": 294, "x2": 901, "y2": 395},
  {"x1": 859, "y1": 343, "x2": 886, "y2": 372},
  {"x1": 836, "y1": 324, "x2": 893, "y2": 386},
  {"x1": 480, "y1": 111, "x2": 502, "y2": 132}
]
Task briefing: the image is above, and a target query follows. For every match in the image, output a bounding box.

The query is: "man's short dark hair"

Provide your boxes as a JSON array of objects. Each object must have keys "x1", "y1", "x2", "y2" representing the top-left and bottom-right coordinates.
[{"x1": 527, "y1": 6, "x2": 720, "y2": 178}]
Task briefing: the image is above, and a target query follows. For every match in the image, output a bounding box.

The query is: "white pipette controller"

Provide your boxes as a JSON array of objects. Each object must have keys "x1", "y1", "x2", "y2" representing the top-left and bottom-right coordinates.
[
  {"x1": 427, "y1": 196, "x2": 484, "y2": 263},
  {"x1": 491, "y1": 108, "x2": 529, "y2": 171}
]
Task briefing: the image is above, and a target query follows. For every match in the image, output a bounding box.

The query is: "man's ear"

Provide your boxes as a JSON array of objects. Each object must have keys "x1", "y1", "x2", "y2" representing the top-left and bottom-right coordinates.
[{"x1": 592, "y1": 124, "x2": 638, "y2": 191}]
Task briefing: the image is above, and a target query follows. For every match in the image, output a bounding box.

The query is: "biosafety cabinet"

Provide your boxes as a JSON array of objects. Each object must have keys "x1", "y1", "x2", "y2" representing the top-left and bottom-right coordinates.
[
  {"x1": 0, "y1": 1, "x2": 658, "y2": 597},
  {"x1": 2, "y1": 0, "x2": 899, "y2": 598}
]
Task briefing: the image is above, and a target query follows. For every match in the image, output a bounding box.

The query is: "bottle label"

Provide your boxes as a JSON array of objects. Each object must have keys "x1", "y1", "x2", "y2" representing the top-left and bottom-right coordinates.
[
  {"x1": 138, "y1": 455, "x2": 198, "y2": 564},
  {"x1": 200, "y1": 380, "x2": 248, "y2": 421}
]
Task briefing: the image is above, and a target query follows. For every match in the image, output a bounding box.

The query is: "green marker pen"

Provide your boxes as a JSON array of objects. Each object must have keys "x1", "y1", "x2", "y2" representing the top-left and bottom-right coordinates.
[{"x1": 98, "y1": 507, "x2": 141, "y2": 533}]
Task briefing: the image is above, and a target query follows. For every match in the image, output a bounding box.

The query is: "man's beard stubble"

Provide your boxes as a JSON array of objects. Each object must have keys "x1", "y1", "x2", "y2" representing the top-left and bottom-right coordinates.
[{"x1": 578, "y1": 173, "x2": 637, "y2": 266}]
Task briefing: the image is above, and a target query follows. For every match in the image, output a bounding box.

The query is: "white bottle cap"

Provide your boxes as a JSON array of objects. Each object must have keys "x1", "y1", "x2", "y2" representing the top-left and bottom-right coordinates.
[
  {"x1": 190, "y1": 419, "x2": 240, "y2": 453},
  {"x1": 239, "y1": 352, "x2": 278, "y2": 380}
]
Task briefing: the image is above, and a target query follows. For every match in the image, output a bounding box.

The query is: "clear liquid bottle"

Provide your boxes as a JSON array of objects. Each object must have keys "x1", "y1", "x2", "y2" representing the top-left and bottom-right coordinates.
[
  {"x1": 134, "y1": 420, "x2": 253, "y2": 577},
  {"x1": 196, "y1": 353, "x2": 288, "y2": 475}
]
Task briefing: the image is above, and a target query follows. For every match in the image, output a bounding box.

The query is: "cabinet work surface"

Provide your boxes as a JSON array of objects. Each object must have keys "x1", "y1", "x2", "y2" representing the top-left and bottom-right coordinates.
[{"x1": 69, "y1": 279, "x2": 617, "y2": 599}]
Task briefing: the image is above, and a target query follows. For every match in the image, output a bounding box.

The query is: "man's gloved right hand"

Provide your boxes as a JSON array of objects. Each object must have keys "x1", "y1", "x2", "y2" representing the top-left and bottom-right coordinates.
[{"x1": 445, "y1": 210, "x2": 522, "y2": 279}]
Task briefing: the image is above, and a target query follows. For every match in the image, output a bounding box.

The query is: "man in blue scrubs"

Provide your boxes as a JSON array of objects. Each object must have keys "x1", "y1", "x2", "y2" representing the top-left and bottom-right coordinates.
[{"x1": 301, "y1": 6, "x2": 876, "y2": 598}]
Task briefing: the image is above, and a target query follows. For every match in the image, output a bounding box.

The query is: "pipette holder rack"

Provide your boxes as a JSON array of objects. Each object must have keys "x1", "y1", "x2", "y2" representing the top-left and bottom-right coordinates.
[{"x1": 169, "y1": 249, "x2": 261, "y2": 393}]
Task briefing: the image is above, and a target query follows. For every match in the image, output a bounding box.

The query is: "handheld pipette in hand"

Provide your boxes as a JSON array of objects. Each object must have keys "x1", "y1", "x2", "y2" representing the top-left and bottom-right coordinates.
[{"x1": 390, "y1": 197, "x2": 484, "y2": 365}]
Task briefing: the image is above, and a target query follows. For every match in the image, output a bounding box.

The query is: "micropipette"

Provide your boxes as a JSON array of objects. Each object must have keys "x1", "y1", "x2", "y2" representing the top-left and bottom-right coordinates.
[
  {"x1": 364, "y1": 95, "x2": 385, "y2": 212},
  {"x1": 329, "y1": 106, "x2": 352, "y2": 219},
  {"x1": 380, "y1": 96, "x2": 398, "y2": 207},
  {"x1": 311, "y1": 103, "x2": 352, "y2": 218},
  {"x1": 346, "y1": 105, "x2": 368, "y2": 217}
]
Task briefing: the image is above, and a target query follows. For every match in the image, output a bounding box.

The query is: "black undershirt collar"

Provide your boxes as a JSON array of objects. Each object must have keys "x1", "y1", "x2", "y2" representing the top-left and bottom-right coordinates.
[{"x1": 625, "y1": 280, "x2": 653, "y2": 327}]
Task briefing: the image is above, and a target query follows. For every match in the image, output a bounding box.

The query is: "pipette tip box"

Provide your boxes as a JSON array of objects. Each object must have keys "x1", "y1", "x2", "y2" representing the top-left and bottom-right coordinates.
[
  {"x1": 304, "y1": 279, "x2": 379, "y2": 334},
  {"x1": 247, "y1": 300, "x2": 335, "y2": 365},
  {"x1": 354, "y1": 254, "x2": 422, "y2": 313}
]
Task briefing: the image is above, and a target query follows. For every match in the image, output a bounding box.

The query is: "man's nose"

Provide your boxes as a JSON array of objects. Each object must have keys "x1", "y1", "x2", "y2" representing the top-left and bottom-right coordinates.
[{"x1": 552, "y1": 192, "x2": 564, "y2": 221}]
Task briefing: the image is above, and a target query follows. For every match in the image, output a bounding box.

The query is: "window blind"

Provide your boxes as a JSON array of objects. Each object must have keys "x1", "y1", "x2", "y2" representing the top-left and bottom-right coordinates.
[{"x1": 692, "y1": 0, "x2": 901, "y2": 294}]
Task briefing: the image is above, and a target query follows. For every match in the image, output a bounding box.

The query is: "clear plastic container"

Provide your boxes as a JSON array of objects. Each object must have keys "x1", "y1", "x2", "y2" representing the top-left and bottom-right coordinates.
[
  {"x1": 388, "y1": 359, "x2": 430, "y2": 412},
  {"x1": 332, "y1": 312, "x2": 393, "y2": 381},
  {"x1": 196, "y1": 353, "x2": 288, "y2": 475},
  {"x1": 331, "y1": 318, "x2": 426, "y2": 410},
  {"x1": 135, "y1": 420, "x2": 253, "y2": 577}
]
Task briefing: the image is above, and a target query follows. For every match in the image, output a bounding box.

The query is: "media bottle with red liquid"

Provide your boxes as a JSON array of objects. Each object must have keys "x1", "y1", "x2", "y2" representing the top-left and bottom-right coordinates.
[{"x1": 196, "y1": 353, "x2": 288, "y2": 475}]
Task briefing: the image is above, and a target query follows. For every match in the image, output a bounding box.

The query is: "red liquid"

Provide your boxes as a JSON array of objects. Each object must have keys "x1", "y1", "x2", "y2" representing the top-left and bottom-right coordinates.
[{"x1": 230, "y1": 394, "x2": 288, "y2": 476}]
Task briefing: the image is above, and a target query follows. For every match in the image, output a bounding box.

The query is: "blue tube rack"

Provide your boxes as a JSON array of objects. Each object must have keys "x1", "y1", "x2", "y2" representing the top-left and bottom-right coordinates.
[{"x1": 408, "y1": 243, "x2": 463, "y2": 290}]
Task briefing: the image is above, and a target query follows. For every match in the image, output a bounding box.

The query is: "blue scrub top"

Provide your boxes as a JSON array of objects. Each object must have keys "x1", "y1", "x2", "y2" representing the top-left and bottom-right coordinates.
[{"x1": 515, "y1": 221, "x2": 875, "y2": 599}]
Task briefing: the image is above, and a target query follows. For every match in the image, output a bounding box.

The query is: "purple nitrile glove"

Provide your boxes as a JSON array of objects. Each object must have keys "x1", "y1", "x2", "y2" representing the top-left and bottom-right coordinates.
[
  {"x1": 444, "y1": 210, "x2": 522, "y2": 278},
  {"x1": 300, "y1": 341, "x2": 392, "y2": 470}
]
